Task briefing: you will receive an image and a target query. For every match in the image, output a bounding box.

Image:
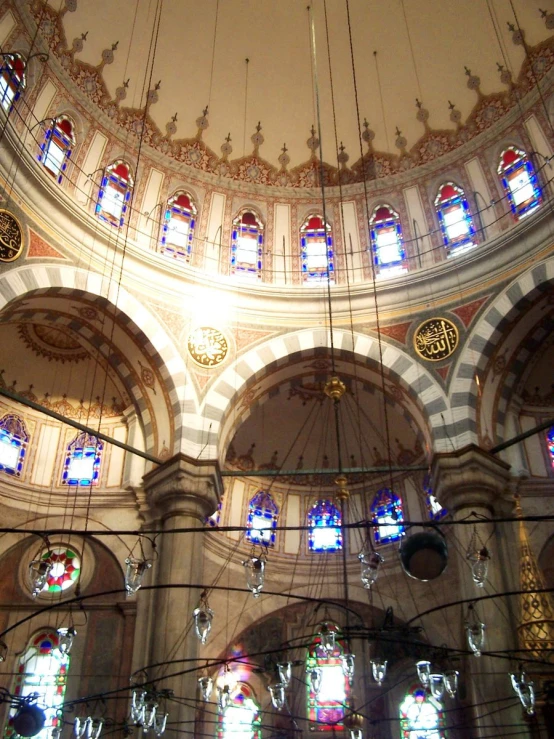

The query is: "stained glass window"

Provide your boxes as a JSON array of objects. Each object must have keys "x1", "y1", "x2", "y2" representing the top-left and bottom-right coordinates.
[
  {"x1": 38, "y1": 116, "x2": 75, "y2": 183},
  {"x1": 306, "y1": 626, "x2": 349, "y2": 731},
  {"x1": 161, "y1": 191, "x2": 197, "y2": 260},
  {"x1": 62, "y1": 432, "x2": 102, "y2": 486},
  {"x1": 0, "y1": 414, "x2": 28, "y2": 477},
  {"x1": 231, "y1": 211, "x2": 264, "y2": 279},
  {"x1": 498, "y1": 147, "x2": 542, "y2": 220},
  {"x1": 4, "y1": 629, "x2": 69, "y2": 739},
  {"x1": 370, "y1": 205, "x2": 405, "y2": 273},
  {"x1": 246, "y1": 490, "x2": 278, "y2": 547},
  {"x1": 546, "y1": 428, "x2": 554, "y2": 469},
  {"x1": 301, "y1": 215, "x2": 334, "y2": 284},
  {"x1": 218, "y1": 685, "x2": 261, "y2": 739},
  {"x1": 206, "y1": 499, "x2": 222, "y2": 528},
  {"x1": 400, "y1": 685, "x2": 445, "y2": 739},
  {"x1": 0, "y1": 53, "x2": 25, "y2": 111},
  {"x1": 371, "y1": 488, "x2": 404, "y2": 545},
  {"x1": 38, "y1": 547, "x2": 81, "y2": 593},
  {"x1": 96, "y1": 160, "x2": 134, "y2": 227},
  {"x1": 308, "y1": 499, "x2": 342, "y2": 552},
  {"x1": 435, "y1": 183, "x2": 475, "y2": 253},
  {"x1": 423, "y1": 474, "x2": 447, "y2": 520}
]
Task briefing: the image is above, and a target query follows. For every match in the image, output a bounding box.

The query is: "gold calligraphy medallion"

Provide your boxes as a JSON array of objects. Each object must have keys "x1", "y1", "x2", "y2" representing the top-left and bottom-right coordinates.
[
  {"x1": 414, "y1": 317, "x2": 459, "y2": 362},
  {"x1": 187, "y1": 327, "x2": 229, "y2": 367},
  {"x1": 0, "y1": 209, "x2": 24, "y2": 262}
]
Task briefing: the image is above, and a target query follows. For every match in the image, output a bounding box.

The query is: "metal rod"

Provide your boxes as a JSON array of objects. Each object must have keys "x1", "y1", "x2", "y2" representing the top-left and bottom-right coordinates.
[
  {"x1": 0, "y1": 386, "x2": 162, "y2": 466},
  {"x1": 489, "y1": 417, "x2": 554, "y2": 454},
  {"x1": 221, "y1": 464, "x2": 429, "y2": 477}
]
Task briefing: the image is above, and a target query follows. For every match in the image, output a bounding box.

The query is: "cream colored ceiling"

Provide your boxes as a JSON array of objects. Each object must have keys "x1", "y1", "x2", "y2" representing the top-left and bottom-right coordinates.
[{"x1": 53, "y1": 0, "x2": 551, "y2": 168}]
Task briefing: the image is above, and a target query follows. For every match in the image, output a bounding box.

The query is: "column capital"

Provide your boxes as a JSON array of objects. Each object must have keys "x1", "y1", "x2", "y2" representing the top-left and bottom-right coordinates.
[
  {"x1": 432, "y1": 444, "x2": 511, "y2": 513},
  {"x1": 143, "y1": 453, "x2": 223, "y2": 522}
]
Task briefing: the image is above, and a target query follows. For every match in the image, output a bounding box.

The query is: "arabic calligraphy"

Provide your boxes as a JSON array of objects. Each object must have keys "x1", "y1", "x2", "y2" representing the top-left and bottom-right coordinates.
[
  {"x1": 0, "y1": 210, "x2": 23, "y2": 262},
  {"x1": 187, "y1": 327, "x2": 229, "y2": 367},
  {"x1": 414, "y1": 317, "x2": 459, "y2": 361}
]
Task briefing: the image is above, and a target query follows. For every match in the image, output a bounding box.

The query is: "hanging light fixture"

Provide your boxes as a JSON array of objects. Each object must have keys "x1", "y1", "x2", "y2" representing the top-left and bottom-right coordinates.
[
  {"x1": 358, "y1": 546, "x2": 384, "y2": 590},
  {"x1": 152, "y1": 712, "x2": 168, "y2": 737},
  {"x1": 28, "y1": 559, "x2": 52, "y2": 597},
  {"x1": 242, "y1": 551, "x2": 266, "y2": 597},
  {"x1": 371, "y1": 659, "x2": 387, "y2": 686},
  {"x1": 216, "y1": 665, "x2": 237, "y2": 711},
  {"x1": 143, "y1": 698, "x2": 158, "y2": 730},
  {"x1": 198, "y1": 675, "x2": 213, "y2": 703},
  {"x1": 192, "y1": 591, "x2": 214, "y2": 645},
  {"x1": 130, "y1": 688, "x2": 147, "y2": 725},
  {"x1": 510, "y1": 671, "x2": 536, "y2": 715},
  {"x1": 308, "y1": 665, "x2": 323, "y2": 696},
  {"x1": 344, "y1": 711, "x2": 364, "y2": 739},
  {"x1": 268, "y1": 683, "x2": 286, "y2": 711},
  {"x1": 429, "y1": 673, "x2": 445, "y2": 700},
  {"x1": 399, "y1": 525, "x2": 448, "y2": 581},
  {"x1": 0, "y1": 640, "x2": 7, "y2": 662},
  {"x1": 319, "y1": 623, "x2": 336, "y2": 655},
  {"x1": 57, "y1": 626, "x2": 77, "y2": 656},
  {"x1": 277, "y1": 661, "x2": 292, "y2": 688},
  {"x1": 124, "y1": 556, "x2": 152, "y2": 597},
  {"x1": 443, "y1": 670, "x2": 459, "y2": 698},
  {"x1": 465, "y1": 604, "x2": 486, "y2": 657},
  {"x1": 466, "y1": 527, "x2": 491, "y2": 588},
  {"x1": 416, "y1": 660, "x2": 431, "y2": 687},
  {"x1": 342, "y1": 653, "x2": 355, "y2": 684},
  {"x1": 12, "y1": 703, "x2": 46, "y2": 737}
]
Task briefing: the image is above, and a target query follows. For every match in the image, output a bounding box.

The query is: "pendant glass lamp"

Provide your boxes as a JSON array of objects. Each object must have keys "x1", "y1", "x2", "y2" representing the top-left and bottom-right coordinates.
[
  {"x1": 342, "y1": 653, "x2": 355, "y2": 684},
  {"x1": 57, "y1": 626, "x2": 77, "y2": 656},
  {"x1": 309, "y1": 666, "x2": 323, "y2": 696},
  {"x1": 28, "y1": 559, "x2": 52, "y2": 597},
  {"x1": 198, "y1": 676, "x2": 213, "y2": 703},
  {"x1": 243, "y1": 556, "x2": 265, "y2": 597},
  {"x1": 0, "y1": 640, "x2": 7, "y2": 662},
  {"x1": 510, "y1": 671, "x2": 535, "y2": 715},
  {"x1": 193, "y1": 602, "x2": 214, "y2": 645},
  {"x1": 268, "y1": 683, "x2": 286, "y2": 710},
  {"x1": 465, "y1": 605, "x2": 486, "y2": 657},
  {"x1": 277, "y1": 661, "x2": 292, "y2": 688},
  {"x1": 344, "y1": 711, "x2": 364, "y2": 739},
  {"x1": 130, "y1": 688, "x2": 147, "y2": 725},
  {"x1": 416, "y1": 660, "x2": 431, "y2": 687},
  {"x1": 217, "y1": 685, "x2": 231, "y2": 711},
  {"x1": 470, "y1": 547, "x2": 491, "y2": 588},
  {"x1": 74, "y1": 717, "x2": 90, "y2": 738},
  {"x1": 444, "y1": 670, "x2": 459, "y2": 698},
  {"x1": 319, "y1": 623, "x2": 336, "y2": 655},
  {"x1": 371, "y1": 659, "x2": 387, "y2": 686},
  {"x1": 124, "y1": 557, "x2": 152, "y2": 596},
  {"x1": 89, "y1": 719, "x2": 103, "y2": 739},
  {"x1": 358, "y1": 548, "x2": 384, "y2": 589},
  {"x1": 429, "y1": 673, "x2": 445, "y2": 700},
  {"x1": 143, "y1": 700, "x2": 158, "y2": 729},
  {"x1": 153, "y1": 712, "x2": 168, "y2": 737},
  {"x1": 12, "y1": 705, "x2": 46, "y2": 738}
]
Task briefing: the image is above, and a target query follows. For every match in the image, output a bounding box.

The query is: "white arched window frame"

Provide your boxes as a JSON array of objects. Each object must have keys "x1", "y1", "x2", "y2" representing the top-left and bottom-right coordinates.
[
  {"x1": 96, "y1": 160, "x2": 134, "y2": 227},
  {"x1": 306, "y1": 625, "x2": 350, "y2": 730},
  {"x1": 369, "y1": 204, "x2": 405, "y2": 273},
  {"x1": 4, "y1": 630, "x2": 69, "y2": 739},
  {"x1": 0, "y1": 413, "x2": 29, "y2": 477},
  {"x1": 161, "y1": 191, "x2": 197, "y2": 260},
  {"x1": 62, "y1": 432, "x2": 103, "y2": 487},
  {"x1": 231, "y1": 211, "x2": 264, "y2": 279},
  {"x1": 497, "y1": 147, "x2": 542, "y2": 221},
  {"x1": 0, "y1": 53, "x2": 25, "y2": 111},
  {"x1": 434, "y1": 182, "x2": 475, "y2": 254},
  {"x1": 38, "y1": 116, "x2": 76, "y2": 183},
  {"x1": 300, "y1": 215, "x2": 334, "y2": 284}
]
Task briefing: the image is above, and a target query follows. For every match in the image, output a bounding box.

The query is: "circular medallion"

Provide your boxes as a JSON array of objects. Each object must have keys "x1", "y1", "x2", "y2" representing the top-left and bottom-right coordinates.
[
  {"x1": 0, "y1": 209, "x2": 24, "y2": 262},
  {"x1": 414, "y1": 317, "x2": 459, "y2": 362},
  {"x1": 39, "y1": 546, "x2": 81, "y2": 593},
  {"x1": 187, "y1": 327, "x2": 229, "y2": 367}
]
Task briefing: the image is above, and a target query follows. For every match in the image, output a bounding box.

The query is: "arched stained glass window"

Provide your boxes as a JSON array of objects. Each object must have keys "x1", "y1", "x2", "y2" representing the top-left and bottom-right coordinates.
[
  {"x1": 546, "y1": 428, "x2": 554, "y2": 469},
  {"x1": 498, "y1": 147, "x2": 542, "y2": 220},
  {"x1": 62, "y1": 432, "x2": 102, "y2": 486},
  {"x1": 4, "y1": 629, "x2": 69, "y2": 739},
  {"x1": 218, "y1": 684, "x2": 261, "y2": 739},
  {"x1": 0, "y1": 53, "x2": 25, "y2": 111},
  {"x1": 423, "y1": 474, "x2": 447, "y2": 521},
  {"x1": 370, "y1": 204, "x2": 405, "y2": 272},
  {"x1": 246, "y1": 490, "x2": 278, "y2": 547},
  {"x1": 96, "y1": 160, "x2": 134, "y2": 227},
  {"x1": 231, "y1": 211, "x2": 264, "y2": 279},
  {"x1": 0, "y1": 413, "x2": 29, "y2": 477},
  {"x1": 161, "y1": 191, "x2": 197, "y2": 260},
  {"x1": 306, "y1": 625, "x2": 349, "y2": 730},
  {"x1": 308, "y1": 499, "x2": 342, "y2": 552},
  {"x1": 435, "y1": 183, "x2": 475, "y2": 253},
  {"x1": 38, "y1": 546, "x2": 81, "y2": 594},
  {"x1": 300, "y1": 215, "x2": 334, "y2": 284},
  {"x1": 38, "y1": 116, "x2": 75, "y2": 183},
  {"x1": 371, "y1": 488, "x2": 404, "y2": 545},
  {"x1": 399, "y1": 685, "x2": 445, "y2": 739}
]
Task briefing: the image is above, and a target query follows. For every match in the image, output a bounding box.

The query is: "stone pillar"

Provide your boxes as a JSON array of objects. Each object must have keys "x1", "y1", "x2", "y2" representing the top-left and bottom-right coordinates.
[
  {"x1": 142, "y1": 454, "x2": 222, "y2": 734},
  {"x1": 433, "y1": 445, "x2": 529, "y2": 739}
]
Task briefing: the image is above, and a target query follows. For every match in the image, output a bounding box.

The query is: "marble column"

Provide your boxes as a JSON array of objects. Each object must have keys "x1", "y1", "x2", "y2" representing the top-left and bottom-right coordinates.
[
  {"x1": 142, "y1": 454, "x2": 223, "y2": 735},
  {"x1": 433, "y1": 444, "x2": 529, "y2": 739}
]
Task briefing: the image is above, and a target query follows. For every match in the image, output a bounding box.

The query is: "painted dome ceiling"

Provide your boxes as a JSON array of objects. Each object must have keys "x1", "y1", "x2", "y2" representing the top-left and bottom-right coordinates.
[{"x1": 30, "y1": 0, "x2": 554, "y2": 184}]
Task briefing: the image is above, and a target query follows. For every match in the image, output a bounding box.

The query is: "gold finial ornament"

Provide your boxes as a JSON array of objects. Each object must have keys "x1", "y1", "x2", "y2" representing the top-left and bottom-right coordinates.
[
  {"x1": 335, "y1": 474, "x2": 349, "y2": 501},
  {"x1": 324, "y1": 376, "x2": 346, "y2": 401}
]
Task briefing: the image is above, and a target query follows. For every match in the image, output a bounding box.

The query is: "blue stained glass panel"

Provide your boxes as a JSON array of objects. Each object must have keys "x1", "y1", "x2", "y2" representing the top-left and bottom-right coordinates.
[
  {"x1": 400, "y1": 685, "x2": 445, "y2": 739},
  {"x1": 498, "y1": 148, "x2": 542, "y2": 221},
  {"x1": 370, "y1": 205, "x2": 405, "y2": 272},
  {"x1": 301, "y1": 216, "x2": 334, "y2": 283},
  {"x1": 0, "y1": 414, "x2": 28, "y2": 477},
  {"x1": 62, "y1": 433, "x2": 102, "y2": 486},
  {"x1": 371, "y1": 488, "x2": 405, "y2": 545},
  {"x1": 423, "y1": 474, "x2": 447, "y2": 520},
  {"x1": 246, "y1": 490, "x2": 278, "y2": 547},
  {"x1": 308, "y1": 499, "x2": 342, "y2": 552},
  {"x1": 435, "y1": 183, "x2": 475, "y2": 253}
]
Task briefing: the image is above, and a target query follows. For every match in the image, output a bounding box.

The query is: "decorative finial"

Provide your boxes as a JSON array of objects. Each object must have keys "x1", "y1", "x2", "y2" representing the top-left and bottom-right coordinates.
[
  {"x1": 278, "y1": 143, "x2": 290, "y2": 169},
  {"x1": 464, "y1": 66, "x2": 482, "y2": 95},
  {"x1": 251, "y1": 121, "x2": 264, "y2": 154},
  {"x1": 307, "y1": 125, "x2": 319, "y2": 155},
  {"x1": 337, "y1": 141, "x2": 349, "y2": 167},
  {"x1": 195, "y1": 106, "x2": 210, "y2": 139},
  {"x1": 220, "y1": 133, "x2": 233, "y2": 159},
  {"x1": 362, "y1": 118, "x2": 375, "y2": 147},
  {"x1": 496, "y1": 62, "x2": 513, "y2": 87},
  {"x1": 448, "y1": 100, "x2": 462, "y2": 126},
  {"x1": 166, "y1": 112, "x2": 178, "y2": 137},
  {"x1": 415, "y1": 98, "x2": 429, "y2": 127},
  {"x1": 171, "y1": 112, "x2": 178, "y2": 123},
  {"x1": 115, "y1": 78, "x2": 130, "y2": 103}
]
